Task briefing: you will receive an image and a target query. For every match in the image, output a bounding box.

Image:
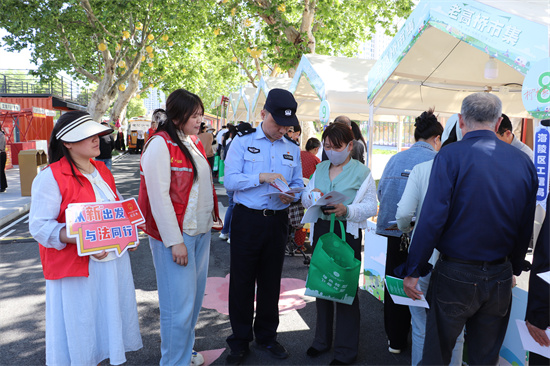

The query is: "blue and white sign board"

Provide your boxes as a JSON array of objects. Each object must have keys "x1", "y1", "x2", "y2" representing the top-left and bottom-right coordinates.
[
  {"x1": 534, "y1": 126, "x2": 550, "y2": 211},
  {"x1": 522, "y1": 58, "x2": 550, "y2": 120},
  {"x1": 367, "y1": 0, "x2": 549, "y2": 103},
  {"x1": 319, "y1": 100, "x2": 330, "y2": 123}
]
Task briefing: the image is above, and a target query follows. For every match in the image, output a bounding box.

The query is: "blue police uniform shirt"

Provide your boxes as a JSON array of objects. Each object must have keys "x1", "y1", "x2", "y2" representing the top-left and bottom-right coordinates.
[{"x1": 224, "y1": 123, "x2": 303, "y2": 210}]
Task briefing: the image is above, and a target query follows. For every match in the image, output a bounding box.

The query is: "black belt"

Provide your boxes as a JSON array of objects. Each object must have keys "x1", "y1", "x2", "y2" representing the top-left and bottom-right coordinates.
[
  {"x1": 236, "y1": 204, "x2": 288, "y2": 217},
  {"x1": 441, "y1": 254, "x2": 509, "y2": 266}
]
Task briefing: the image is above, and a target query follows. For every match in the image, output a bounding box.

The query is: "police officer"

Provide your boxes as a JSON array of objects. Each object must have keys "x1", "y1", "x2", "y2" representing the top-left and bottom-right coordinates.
[{"x1": 224, "y1": 89, "x2": 303, "y2": 365}]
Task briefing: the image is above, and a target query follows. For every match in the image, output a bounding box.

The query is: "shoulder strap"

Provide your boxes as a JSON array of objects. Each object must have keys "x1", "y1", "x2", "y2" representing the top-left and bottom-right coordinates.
[
  {"x1": 329, "y1": 213, "x2": 346, "y2": 241},
  {"x1": 237, "y1": 127, "x2": 256, "y2": 137}
]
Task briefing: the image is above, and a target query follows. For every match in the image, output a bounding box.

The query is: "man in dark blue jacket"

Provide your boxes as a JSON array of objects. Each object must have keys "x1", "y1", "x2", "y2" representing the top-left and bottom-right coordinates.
[{"x1": 399, "y1": 92, "x2": 538, "y2": 365}]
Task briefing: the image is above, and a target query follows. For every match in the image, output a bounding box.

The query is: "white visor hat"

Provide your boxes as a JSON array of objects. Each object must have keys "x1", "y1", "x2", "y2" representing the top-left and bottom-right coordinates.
[{"x1": 56, "y1": 114, "x2": 113, "y2": 142}]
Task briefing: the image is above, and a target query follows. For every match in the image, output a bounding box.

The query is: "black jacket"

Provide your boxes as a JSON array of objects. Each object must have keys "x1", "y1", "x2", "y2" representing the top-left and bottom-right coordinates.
[{"x1": 97, "y1": 134, "x2": 115, "y2": 159}]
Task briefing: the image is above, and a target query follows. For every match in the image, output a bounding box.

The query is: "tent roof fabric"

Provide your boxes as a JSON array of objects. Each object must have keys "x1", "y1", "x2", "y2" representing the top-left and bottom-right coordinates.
[
  {"x1": 250, "y1": 76, "x2": 292, "y2": 122},
  {"x1": 289, "y1": 54, "x2": 387, "y2": 120},
  {"x1": 228, "y1": 87, "x2": 256, "y2": 122},
  {"x1": 367, "y1": 0, "x2": 549, "y2": 118}
]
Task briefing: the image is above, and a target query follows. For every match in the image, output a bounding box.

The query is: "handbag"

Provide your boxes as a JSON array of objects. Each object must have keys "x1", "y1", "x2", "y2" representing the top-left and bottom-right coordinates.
[
  {"x1": 218, "y1": 159, "x2": 225, "y2": 184},
  {"x1": 213, "y1": 154, "x2": 220, "y2": 172},
  {"x1": 211, "y1": 212, "x2": 223, "y2": 231},
  {"x1": 304, "y1": 214, "x2": 361, "y2": 305}
]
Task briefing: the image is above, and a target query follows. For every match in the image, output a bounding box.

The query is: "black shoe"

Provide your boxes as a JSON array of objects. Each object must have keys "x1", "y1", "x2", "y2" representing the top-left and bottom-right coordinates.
[
  {"x1": 226, "y1": 349, "x2": 249, "y2": 365},
  {"x1": 255, "y1": 341, "x2": 289, "y2": 359},
  {"x1": 330, "y1": 359, "x2": 350, "y2": 365},
  {"x1": 306, "y1": 346, "x2": 329, "y2": 358}
]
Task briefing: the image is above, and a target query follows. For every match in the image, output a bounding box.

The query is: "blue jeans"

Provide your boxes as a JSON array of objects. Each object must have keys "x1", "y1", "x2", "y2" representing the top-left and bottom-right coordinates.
[
  {"x1": 221, "y1": 191, "x2": 234, "y2": 235},
  {"x1": 421, "y1": 258, "x2": 513, "y2": 365},
  {"x1": 95, "y1": 158, "x2": 112, "y2": 171},
  {"x1": 149, "y1": 231, "x2": 211, "y2": 366},
  {"x1": 410, "y1": 274, "x2": 464, "y2": 366}
]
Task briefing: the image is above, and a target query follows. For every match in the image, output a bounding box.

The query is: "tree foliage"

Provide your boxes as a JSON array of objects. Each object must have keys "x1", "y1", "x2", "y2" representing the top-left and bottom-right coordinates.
[
  {"x1": 0, "y1": 0, "x2": 413, "y2": 119},
  {"x1": 210, "y1": 0, "x2": 413, "y2": 85},
  {"x1": 0, "y1": 0, "x2": 243, "y2": 119},
  {"x1": 125, "y1": 97, "x2": 147, "y2": 119}
]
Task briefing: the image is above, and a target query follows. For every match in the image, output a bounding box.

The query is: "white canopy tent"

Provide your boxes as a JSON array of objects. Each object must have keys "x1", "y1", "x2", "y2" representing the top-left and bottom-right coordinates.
[
  {"x1": 226, "y1": 91, "x2": 240, "y2": 123},
  {"x1": 289, "y1": 54, "x2": 378, "y2": 121},
  {"x1": 227, "y1": 87, "x2": 256, "y2": 123},
  {"x1": 366, "y1": 0, "x2": 549, "y2": 167},
  {"x1": 250, "y1": 76, "x2": 293, "y2": 124}
]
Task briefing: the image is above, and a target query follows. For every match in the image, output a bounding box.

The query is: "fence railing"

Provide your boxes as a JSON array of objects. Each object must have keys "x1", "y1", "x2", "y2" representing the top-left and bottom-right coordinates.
[
  {"x1": 0, "y1": 71, "x2": 90, "y2": 106},
  {"x1": 371, "y1": 120, "x2": 415, "y2": 148}
]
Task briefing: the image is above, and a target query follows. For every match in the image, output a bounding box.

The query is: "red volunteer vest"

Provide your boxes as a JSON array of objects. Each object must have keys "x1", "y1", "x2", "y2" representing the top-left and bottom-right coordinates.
[
  {"x1": 138, "y1": 131, "x2": 220, "y2": 241},
  {"x1": 39, "y1": 158, "x2": 118, "y2": 280}
]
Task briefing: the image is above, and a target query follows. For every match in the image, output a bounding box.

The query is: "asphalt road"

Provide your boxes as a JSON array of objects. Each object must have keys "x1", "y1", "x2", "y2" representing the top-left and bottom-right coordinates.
[{"x1": 0, "y1": 153, "x2": 411, "y2": 366}]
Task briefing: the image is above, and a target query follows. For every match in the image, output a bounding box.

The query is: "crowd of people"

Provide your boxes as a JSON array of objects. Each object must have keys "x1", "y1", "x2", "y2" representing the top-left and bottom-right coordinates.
[{"x1": 27, "y1": 88, "x2": 549, "y2": 366}]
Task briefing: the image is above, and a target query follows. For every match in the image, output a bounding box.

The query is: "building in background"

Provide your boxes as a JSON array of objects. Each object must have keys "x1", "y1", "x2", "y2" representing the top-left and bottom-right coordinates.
[
  {"x1": 142, "y1": 87, "x2": 166, "y2": 115},
  {"x1": 358, "y1": 28, "x2": 394, "y2": 60}
]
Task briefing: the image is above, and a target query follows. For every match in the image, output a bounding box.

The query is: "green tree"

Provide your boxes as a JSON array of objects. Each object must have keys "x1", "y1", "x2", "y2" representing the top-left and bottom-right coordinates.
[
  {"x1": 0, "y1": 0, "x2": 230, "y2": 121},
  {"x1": 211, "y1": 0, "x2": 413, "y2": 85},
  {"x1": 126, "y1": 97, "x2": 147, "y2": 120}
]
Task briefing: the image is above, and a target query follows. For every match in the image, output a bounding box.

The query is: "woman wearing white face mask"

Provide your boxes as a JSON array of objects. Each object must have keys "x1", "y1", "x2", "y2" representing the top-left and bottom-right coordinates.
[{"x1": 302, "y1": 123, "x2": 377, "y2": 365}]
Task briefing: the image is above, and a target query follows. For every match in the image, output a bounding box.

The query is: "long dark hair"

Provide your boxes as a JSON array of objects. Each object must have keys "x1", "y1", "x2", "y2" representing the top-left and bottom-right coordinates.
[
  {"x1": 48, "y1": 111, "x2": 90, "y2": 185},
  {"x1": 155, "y1": 89, "x2": 204, "y2": 181},
  {"x1": 351, "y1": 121, "x2": 367, "y2": 147},
  {"x1": 223, "y1": 124, "x2": 237, "y2": 148}
]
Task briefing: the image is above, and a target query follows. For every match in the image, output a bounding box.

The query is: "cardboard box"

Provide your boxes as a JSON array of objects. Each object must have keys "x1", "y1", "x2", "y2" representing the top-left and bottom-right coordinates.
[{"x1": 19, "y1": 149, "x2": 47, "y2": 196}]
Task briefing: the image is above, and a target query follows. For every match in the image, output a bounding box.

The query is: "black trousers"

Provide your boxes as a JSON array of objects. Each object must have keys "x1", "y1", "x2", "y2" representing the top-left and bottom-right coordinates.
[
  {"x1": 530, "y1": 353, "x2": 550, "y2": 366},
  {"x1": 207, "y1": 156, "x2": 215, "y2": 172},
  {"x1": 311, "y1": 219, "x2": 362, "y2": 363},
  {"x1": 136, "y1": 138, "x2": 144, "y2": 153},
  {"x1": 226, "y1": 204, "x2": 289, "y2": 352},
  {"x1": 116, "y1": 131, "x2": 125, "y2": 150},
  {"x1": 0, "y1": 151, "x2": 7, "y2": 191},
  {"x1": 384, "y1": 235, "x2": 411, "y2": 349}
]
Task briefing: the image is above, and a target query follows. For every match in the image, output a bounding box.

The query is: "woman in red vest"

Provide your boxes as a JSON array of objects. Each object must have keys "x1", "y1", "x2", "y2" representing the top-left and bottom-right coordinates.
[
  {"x1": 29, "y1": 111, "x2": 142, "y2": 365},
  {"x1": 138, "y1": 89, "x2": 220, "y2": 366}
]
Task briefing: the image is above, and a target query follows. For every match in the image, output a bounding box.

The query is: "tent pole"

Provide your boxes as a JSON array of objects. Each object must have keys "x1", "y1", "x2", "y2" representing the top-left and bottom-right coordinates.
[
  {"x1": 397, "y1": 116, "x2": 404, "y2": 152},
  {"x1": 367, "y1": 103, "x2": 374, "y2": 170}
]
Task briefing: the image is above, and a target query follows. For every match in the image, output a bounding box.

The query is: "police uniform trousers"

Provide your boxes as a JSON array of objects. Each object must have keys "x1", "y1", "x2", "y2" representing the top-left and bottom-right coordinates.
[
  {"x1": 226, "y1": 204, "x2": 289, "y2": 352},
  {"x1": 310, "y1": 219, "x2": 362, "y2": 364},
  {"x1": 384, "y1": 235, "x2": 411, "y2": 350}
]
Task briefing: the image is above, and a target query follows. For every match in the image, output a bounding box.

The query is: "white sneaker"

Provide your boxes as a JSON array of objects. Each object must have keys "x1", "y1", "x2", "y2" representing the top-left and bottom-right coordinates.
[
  {"x1": 191, "y1": 350, "x2": 204, "y2": 366},
  {"x1": 219, "y1": 233, "x2": 229, "y2": 240},
  {"x1": 388, "y1": 346, "x2": 401, "y2": 354},
  {"x1": 227, "y1": 238, "x2": 231, "y2": 244}
]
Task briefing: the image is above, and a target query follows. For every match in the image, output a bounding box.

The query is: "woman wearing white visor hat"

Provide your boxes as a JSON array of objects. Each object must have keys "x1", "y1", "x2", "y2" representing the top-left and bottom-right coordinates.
[{"x1": 29, "y1": 111, "x2": 142, "y2": 365}]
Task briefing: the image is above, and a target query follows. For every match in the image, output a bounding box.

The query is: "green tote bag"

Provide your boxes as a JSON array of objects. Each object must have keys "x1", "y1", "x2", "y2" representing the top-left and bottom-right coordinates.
[
  {"x1": 304, "y1": 214, "x2": 361, "y2": 305},
  {"x1": 213, "y1": 154, "x2": 220, "y2": 172},
  {"x1": 218, "y1": 159, "x2": 225, "y2": 184}
]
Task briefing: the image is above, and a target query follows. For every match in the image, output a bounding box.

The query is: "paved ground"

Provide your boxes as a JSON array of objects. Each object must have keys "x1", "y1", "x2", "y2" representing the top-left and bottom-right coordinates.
[{"x1": 0, "y1": 153, "x2": 412, "y2": 366}]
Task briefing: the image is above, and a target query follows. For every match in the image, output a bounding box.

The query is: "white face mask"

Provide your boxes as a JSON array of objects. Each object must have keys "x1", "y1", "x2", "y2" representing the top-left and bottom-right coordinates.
[{"x1": 325, "y1": 142, "x2": 350, "y2": 166}]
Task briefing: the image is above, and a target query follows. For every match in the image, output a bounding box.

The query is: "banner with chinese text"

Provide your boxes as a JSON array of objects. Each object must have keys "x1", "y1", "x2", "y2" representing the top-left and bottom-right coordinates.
[
  {"x1": 367, "y1": 0, "x2": 548, "y2": 102},
  {"x1": 534, "y1": 126, "x2": 550, "y2": 211},
  {"x1": 65, "y1": 198, "x2": 145, "y2": 257}
]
